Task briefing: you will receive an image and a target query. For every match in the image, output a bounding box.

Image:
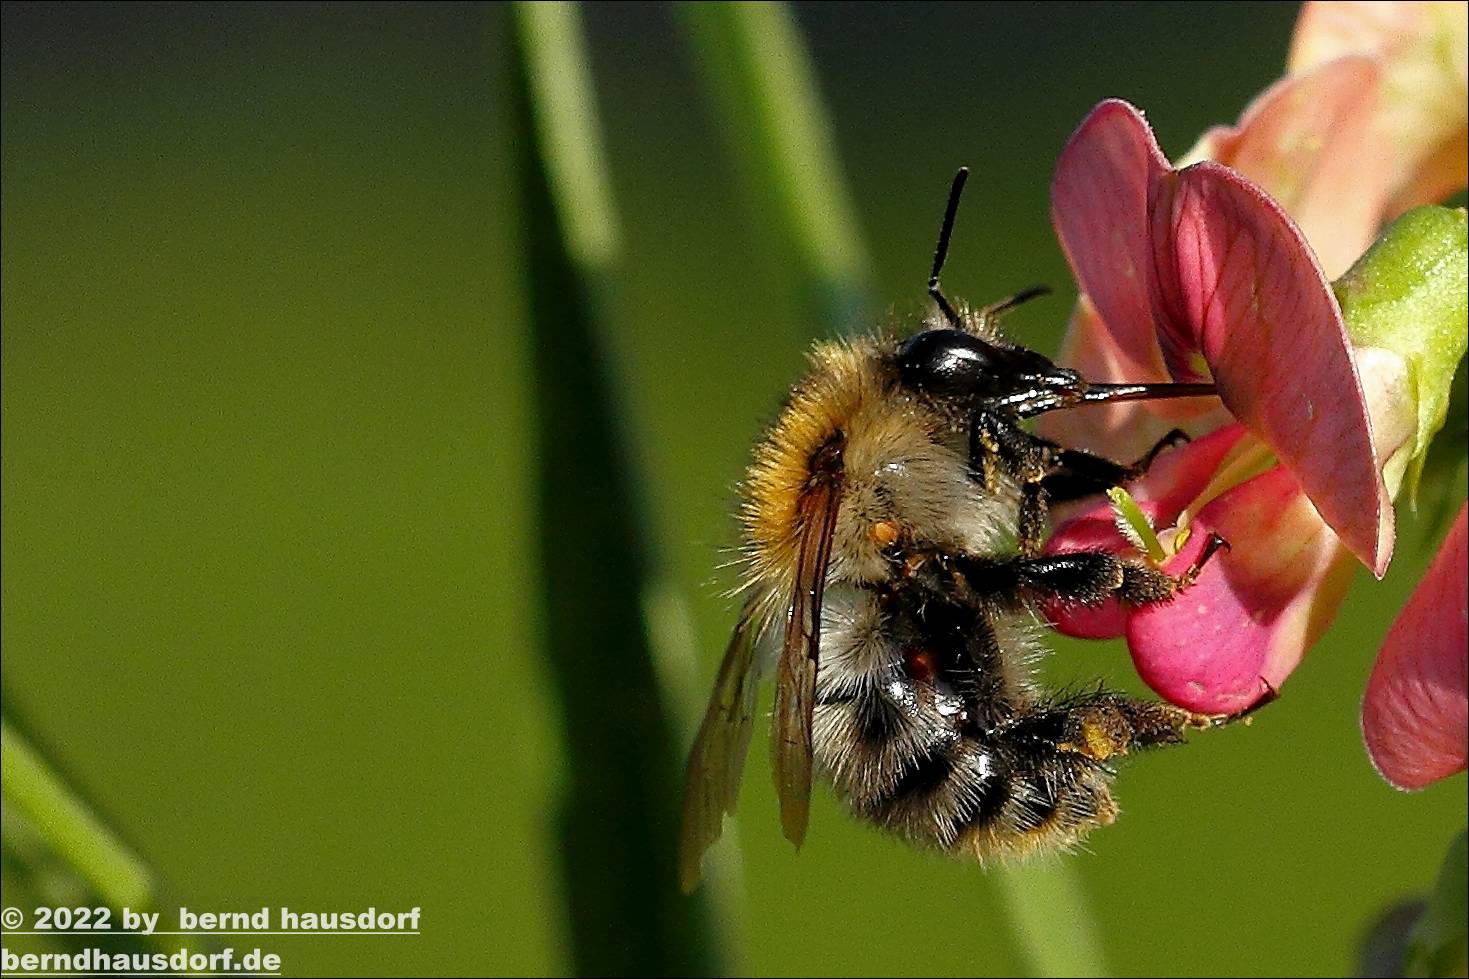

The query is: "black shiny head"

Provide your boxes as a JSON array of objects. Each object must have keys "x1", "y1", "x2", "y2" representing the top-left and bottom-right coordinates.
[
  {"x1": 904, "y1": 170, "x2": 1216, "y2": 415},
  {"x1": 896, "y1": 328, "x2": 1081, "y2": 406}
]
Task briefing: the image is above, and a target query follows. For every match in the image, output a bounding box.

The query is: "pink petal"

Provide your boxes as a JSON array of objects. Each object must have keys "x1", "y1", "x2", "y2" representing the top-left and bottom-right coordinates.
[
  {"x1": 1289, "y1": 2, "x2": 1440, "y2": 71},
  {"x1": 1290, "y1": 2, "x2": 1469, "y2": 216},
  {"x1": 1043, "y1": 425, "x2": 1250, "y2": 640},
  {"x1": 1361, "y1": 503, "x2": 1469, "y2": 790},
  {"x1": 1148, "y1": 162, "x2": 1393, "y2": 576},
  {"x1": 1128, "y1": 464, "x2": 1357, "y2": 713},
  {"x1": 1193, "y1": 56, "x2": 1387, "y2": 279},
  {"x1": 1051, "y1": 100, "x2": 1172, "y2": 385},
  {"x1": 1387, "y1": 123, "x2": 1469, "y2": 215},
  {"x1": 1039, "y1": 296, "x2": 1229, "y2": 462}
]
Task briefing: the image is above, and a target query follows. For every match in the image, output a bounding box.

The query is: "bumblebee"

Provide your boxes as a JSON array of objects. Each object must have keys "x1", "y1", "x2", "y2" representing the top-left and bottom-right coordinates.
[{"x1": 679, "y1": 169, "x2": 1245, "y2": 892}]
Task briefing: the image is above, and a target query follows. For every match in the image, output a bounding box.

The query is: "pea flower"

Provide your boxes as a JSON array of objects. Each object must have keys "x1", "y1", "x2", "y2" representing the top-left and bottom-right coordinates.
[
  {"x1": 1041, "y1": 98, "x2": 1393, "y2": 714},
  {"x1": 1288, "y1": 0, "x2": 1468, "y2": 218},
  {"x1": 1037, "y1": 0, "x2": 1467, "y2": 718}
]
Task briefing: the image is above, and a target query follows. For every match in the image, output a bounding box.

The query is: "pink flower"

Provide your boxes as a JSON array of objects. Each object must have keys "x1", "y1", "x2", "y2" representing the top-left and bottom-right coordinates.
[
  {"x1": 1362, "y1": 504, "x2": 1469, "y2": 789},
  {"x1": 1178, "y1": 55, "x2": 1387, "y2": 279},
  {"x1": 1289, "y1": 1, "x2": 1468, "y2": 218},
  {"x1": 1036, "y1": 4, "x2": 1469, "y2": 719},
  {"x1": 1040, "y1": 99, "x2": 1395, "y2": 714}
]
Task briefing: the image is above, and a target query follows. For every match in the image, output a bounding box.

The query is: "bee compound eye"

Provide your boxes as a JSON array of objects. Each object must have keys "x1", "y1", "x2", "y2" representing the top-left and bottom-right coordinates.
[{"x1": 896, "y1": 329, "x2": 998, "y2": 395}]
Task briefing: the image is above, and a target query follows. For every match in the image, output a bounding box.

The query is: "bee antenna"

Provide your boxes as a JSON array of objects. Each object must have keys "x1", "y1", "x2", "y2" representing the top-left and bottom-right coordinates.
[{"x1": 928, "y1": 167, "x2": 968, "y2": 329}]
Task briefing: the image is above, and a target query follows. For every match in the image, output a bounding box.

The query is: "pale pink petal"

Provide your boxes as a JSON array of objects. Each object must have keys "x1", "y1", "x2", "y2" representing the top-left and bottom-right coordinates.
[
  {"x1": 1362, "y1": 503, "x2": 1469, "y2": 790},
  {"x1": 1288, "y1": 1, "x2": 1427, "y2": 71},
  {"x1": 1148, "y1": 162, "x2": 1393, "y2": 576},
  {"x1": 1051, "y1": 100, "x2": 1173, "y2": 384},
  {"x1": 1128, "y1": 465, "x2": 1358, "y2": 713},
  {"x1": 1190, "y1": 56, "x2": 1387, "y2": 279},
  {"x1": 1290, "y1": 2, "x2": 1469, "y2": 215},
  {"x1": 1043, "y1": 425, "x2": 1251, "y2": 640},
  {"x1": 1387, "y1": 126, "x2": 1469, "y2": 215}
]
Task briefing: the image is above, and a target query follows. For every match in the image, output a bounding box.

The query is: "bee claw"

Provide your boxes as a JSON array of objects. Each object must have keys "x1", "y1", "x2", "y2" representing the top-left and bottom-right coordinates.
[
  {"x1": 1206, "y1": 678, "x2": 1280, "y2": 728},
  {"x1": 1178, "y1": 532, "x2": 1230, "y2": 589}
]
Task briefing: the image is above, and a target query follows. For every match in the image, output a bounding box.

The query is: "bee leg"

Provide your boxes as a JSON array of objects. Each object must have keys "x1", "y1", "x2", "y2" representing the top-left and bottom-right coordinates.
[
  {"x1": 1016, "y1": 482, "x2": 1049, "y2": 559},
  {"x1": 1133, "y1": 428, "x2": 1191, "y2": 471},
  {"x1": 966, "y1": 418, "x2": 1002, "y2": 492},
  {"x1": 1040, "y1": 429, "x2": 1191, "y2": 505},
  {"x1": 971, "y1": 412, "x2": 1053, "y2": 483},
  {"x1": 1057, "y1": 693, "x2": 1193, "y2": 759},
  {"x1": 968, "y1": 413, "x2": 1056, "y2": 557},
  {"x1": 955, "y1": 538, "x2": 1230, "y2": 611},
  {"x1": 997, "y1": 691, "x2": 1196, "y2": 765}
]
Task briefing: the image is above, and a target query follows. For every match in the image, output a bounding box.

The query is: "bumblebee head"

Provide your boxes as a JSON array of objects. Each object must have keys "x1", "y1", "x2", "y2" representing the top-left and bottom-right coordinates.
[{"x1": 895, "y1": 328, "x2": 1082, "y2": 409}]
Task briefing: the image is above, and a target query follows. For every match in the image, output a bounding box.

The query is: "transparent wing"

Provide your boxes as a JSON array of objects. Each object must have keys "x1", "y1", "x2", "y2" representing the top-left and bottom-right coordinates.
[
  {"x1": 771, "y1": 477, "x2": 841, "y2": 849},
  {"x1": 677, "y1": 599, "x2": 765, "y2": 893}
]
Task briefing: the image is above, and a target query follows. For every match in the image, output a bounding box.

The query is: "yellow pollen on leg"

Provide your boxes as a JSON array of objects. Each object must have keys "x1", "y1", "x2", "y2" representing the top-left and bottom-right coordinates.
[
  {"x1": 1061, "y1": 714, "x2": 1128, "y2": 761},
  {"x1": 871, "y1": 519, "x2": 901, "y2": 547}
]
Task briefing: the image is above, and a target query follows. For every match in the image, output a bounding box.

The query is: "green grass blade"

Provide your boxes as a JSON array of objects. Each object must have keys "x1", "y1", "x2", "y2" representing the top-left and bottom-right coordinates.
[
  {"x1": 1406, "y1": 829, "x2": 1468, "y2": 978},
  {"x1": 1, "y1": 715, "x2": 155, "y2": 913},
  {"x1": 676, "y1": 5, "x2": 1110, "y2": 975},
  {"x1": 997, "y1": 862, "x2": 1111, "y2": 977},
  {"x1": 678, "y1": 1, "x2": 870, "y2": 331},
  {"x1": 508, "y1": 3, "x2": 724, "y2": 974}
]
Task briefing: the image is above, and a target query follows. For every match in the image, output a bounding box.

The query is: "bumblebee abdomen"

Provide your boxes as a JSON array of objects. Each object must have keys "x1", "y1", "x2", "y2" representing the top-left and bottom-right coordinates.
[{"x1": 812, "y1": 584, "x2": 1123, "y2": 859}]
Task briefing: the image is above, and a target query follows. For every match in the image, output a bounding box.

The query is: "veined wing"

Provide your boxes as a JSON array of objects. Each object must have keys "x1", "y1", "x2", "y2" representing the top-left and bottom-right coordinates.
[
  {"x1": 771, "y1": 468, "x2": 842, "y2": 848},
  {"x1": 677, "y1": 598, "x2": 766, "y2": 892}
]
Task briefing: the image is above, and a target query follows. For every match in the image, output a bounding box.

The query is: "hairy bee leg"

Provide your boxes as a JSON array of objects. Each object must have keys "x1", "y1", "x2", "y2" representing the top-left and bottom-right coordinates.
[
  {"x1": 1017, "y1": 482, "x2": 1048, "y2": 558},
  {"x1": 1001, "y1": 691, "x2": 1194, "y2": 763},
  {"x1": 969, "y1": 412, "x2": 1055, "y2": 558},
  {"x1": 969, "y1": 419, "x2": 1189, "y2": 550},
  {"x1": 1040, "y1": 428, "x2": 1191, "y2": 505},
  {"x1": 967, "y1": 421, "x2": 1001, "y2": 491},
  {"x1": 955, "y1": 537, "x2": 1229, "y2": 611}
]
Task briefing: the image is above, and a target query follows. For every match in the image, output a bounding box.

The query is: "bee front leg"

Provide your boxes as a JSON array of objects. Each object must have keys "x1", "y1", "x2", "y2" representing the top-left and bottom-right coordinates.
[
  {"x1": 1041, "y1": 429, "x2": 1190, "y2": 505},
  {"x1": 969, "y1": 412, "x2": 1055, "y2": 558},
  {"x1": 1016, "y1": 483, "x2": 1048, "y2": 559}
]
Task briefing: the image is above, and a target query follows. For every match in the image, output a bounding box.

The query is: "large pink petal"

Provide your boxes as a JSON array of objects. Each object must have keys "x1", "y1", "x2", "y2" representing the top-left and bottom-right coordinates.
[
  {"x1": 1039, "y1": 296, "x2": 1229, "y2": 462},
  {"x1": 1043, "y1": 425, "x2": 1251, "y2": 640},
  {"x1": 1148, "y1": 162, "x2": 1393, "y2": 576},
  {"x1": 1051, "y1": 100, "x2": 1172, "y2": 384},
  {"x1": 1191, "y1": 56, "x2": 1387, "y2": 279},
  {"x1": 1361, "y1": 503, "x2": 1469, "y2": 790},
  {"x1": 1128, "y1": 464, "x2": 1358, "y2": 714}
]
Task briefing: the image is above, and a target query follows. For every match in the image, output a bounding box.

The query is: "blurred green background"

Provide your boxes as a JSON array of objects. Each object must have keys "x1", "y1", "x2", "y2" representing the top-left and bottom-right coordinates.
[{"x1": 2, "y1": 2, "x2": 1464, "y2": 976}]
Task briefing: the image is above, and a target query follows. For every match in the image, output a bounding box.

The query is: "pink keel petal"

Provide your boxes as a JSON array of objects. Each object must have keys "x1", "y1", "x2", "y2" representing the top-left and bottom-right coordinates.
[
  {"x1": 1128, "y1": 464, "x2": 1357, "y2": 713},
  {"x1": 1043, "y1": 425, "x2": 1250, "y2": 640},
  {"x1": 1043, "y1": 513, "x2": 1132, "y2": 639},
  {"x1": 1148, "y1": 163, "x2": 1392, "y2": 576},
  {"x1": 1362, "y1": 504, "x2": 1469, "y2": 790}
]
